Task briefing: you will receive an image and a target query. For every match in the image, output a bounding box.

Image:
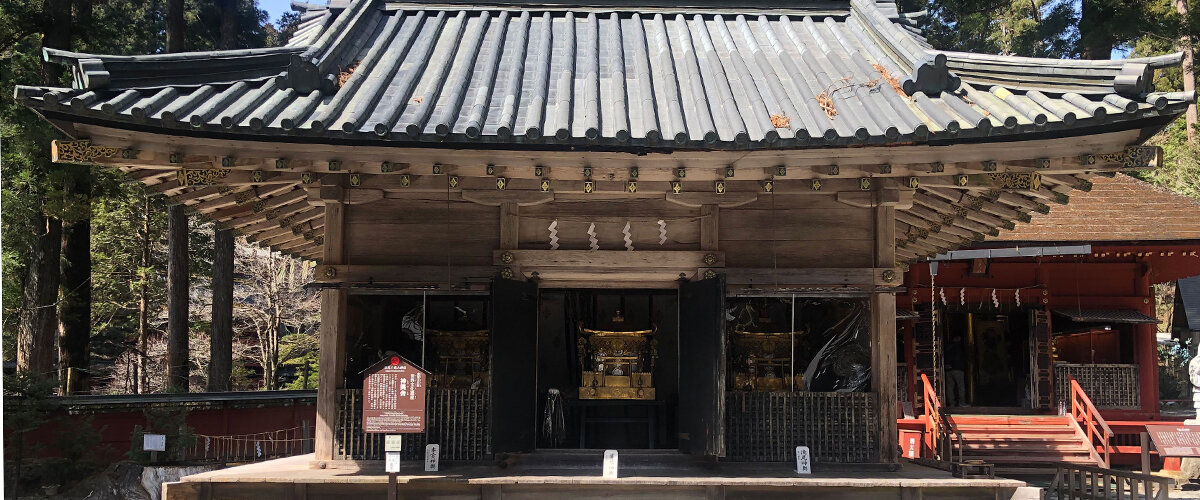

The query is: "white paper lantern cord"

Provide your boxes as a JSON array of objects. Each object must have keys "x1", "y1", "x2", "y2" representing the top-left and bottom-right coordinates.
[
  {"x1": 587, "y1": 223, "x2": 599, "y2": 251},
  {"x1": 622, "y1": 222, "x2": 634, "y2": 251},
  {"x1": 657, "y1": 220, "x2": 667, "y2": 245},
  {"x1": 548, "y1": 220, "x2": 560, "y2": 250},
  {"x1": 991, "y1": 289, "x2": 999, "y2": 308}
]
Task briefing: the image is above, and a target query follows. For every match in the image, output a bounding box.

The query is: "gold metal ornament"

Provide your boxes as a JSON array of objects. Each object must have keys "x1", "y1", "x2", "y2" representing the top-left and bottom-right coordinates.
[
  {"x1": 982, "y1": 160, "x2": 997, "y2": 172},
  {"x1": 703, "y1": 253, "x2": 718, "y2": 266},
  {"x1": 629, "y1": 166, "x2": 639, "y2": 179},
  {"x1": 714, "y1": 180, "x2": 725, "y2": 194},
  {"x1": 540, "y1": 179, "x2": 551, "y2": 192},
  {"x1": 907, "y1": 177, "x2": 920, "y2": 189},
  {"x1": 500, "y1": 267, "x2": 515, "y2": 279},
  {"x1": 432, "y1": 164, "x2": 443, "y2": 174},
  {"x1": 583, "y1": 166, "x2": 592, "y2": 178},
  {"x1": 1034, "y1": 158, "x2": 1051, "y2": 169},
  {"x1": 500, "y1": 251, "x2": 515, "y2": 264},
  {"x1": 301, "y1": 172, "x2": 316, "y2": 184},
  {"x1": 252, "y1": 170, "x2": 265, "y2": 182},
  {"x1": 583, "y1": 181, "x2": 595, "y2": 194},
  {"x1": 858, "y1": 177, "x2": 871, "y2": 190},
  {"x1": 176, "y1": 168, "x2": 231, "y2": 186},
  {"x1": 328, "y1": 160, "x2": 342, "y2": 171},
  {"x1": 169, "y1": 152, "x2": 183, "y2": 164},
  {"x1": 486, "y1": 164, "x2": 495, "y2": 176},
  {"x1": 762, "y1": 180, "x2": 774, "y2": 193},
  {"x1": 676, "y1": 167, "x2": 686, "y2": 178},
  {"x1": 626, "y1": 181, "x2": 637, "y2": 193},
  {"x1": 349, "y1": 173, "x2": 362, "y2": 187},
  {"x1": 725, "y1": 166, "x2": 735, "y2": 178},
  {"x1": 987, "y1": 172, "x2": 1042, "y2": 191},
  {"x1": 827, "y1": 165, "x2": 838, "y2": 175},
  {"x1": 495, "y1": 177, "x2": 507, "y2": 190},
  {"x1": 323, "y1": 266, "x2": 337, "y2": 279},
  {"x1": 670, "y1": 181, "x2": 682, "y2": 194},
  {"x1": 777, "y1": 166, "x2": 788, "y2": 176},
  {"x1": 879, "y1": 164, "x2": 892, "y2": 174},
  {"x1": 955, "y1": 174, "x2": 969, "y2": 186},
  {"x1": 930, "y1": 162, "x2": 944, "y2": 173},
  {"x1": 535, "y1": 166, "x2": 544, "y2": 177},
  {"x1": 399, "y1": 174, "x2": 411, "y2": 187},
  {"x1": 275, "y1": 158, "x2": 288, "y2": 169},
  {"x1": 221, "y1": 157, "x2": 235, "y2": 167},
  {"x1": 811, "y1": 179, "x2": 822, "y2": 191},
  {"x1": 449, "y1": 176, "x2": 459, "y2": 188},
  {"x1": 703, "y1": 269, "x2": 718, "y2": 280},
  {"x1": 381, "y1": 161, "x2": 393, "y2": 173}
]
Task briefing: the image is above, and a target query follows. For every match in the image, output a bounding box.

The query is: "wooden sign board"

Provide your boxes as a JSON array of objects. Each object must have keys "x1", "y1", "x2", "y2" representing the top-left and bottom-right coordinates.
[
  {"x1": 363, "y1": 353, "x2": 429, "y2": 433},
  {"x1": 1146, "y1": 424, "x2": 1200, "y2": 457}
]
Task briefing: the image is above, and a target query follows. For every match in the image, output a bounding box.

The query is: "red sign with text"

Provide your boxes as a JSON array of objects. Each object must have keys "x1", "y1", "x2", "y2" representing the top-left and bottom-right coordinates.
[
  {"x1": 362, "y1": 353, "x2": 428, "y2": 433},
  {"x1": 1146, "y1": 425, "x2": 1200, "y2": 457}
]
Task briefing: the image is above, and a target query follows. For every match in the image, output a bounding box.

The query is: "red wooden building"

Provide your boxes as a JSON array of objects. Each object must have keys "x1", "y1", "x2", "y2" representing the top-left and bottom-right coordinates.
[{"x1": 897, "y1": 174, "x2": 1200, "y2": 467}]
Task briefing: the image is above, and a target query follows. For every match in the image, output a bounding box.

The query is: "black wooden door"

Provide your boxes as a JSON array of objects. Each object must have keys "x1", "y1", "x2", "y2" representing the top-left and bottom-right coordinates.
[
  {"x1": 489, "y1": 277, "x2": 539, "y2": 453},
  {"x1": 677, "y1": 274, "x2": 726, "y2": 456}
]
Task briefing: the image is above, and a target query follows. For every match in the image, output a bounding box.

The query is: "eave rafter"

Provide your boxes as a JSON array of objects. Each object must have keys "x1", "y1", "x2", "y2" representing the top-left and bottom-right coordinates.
[{"x1": 48, "y1": 137, "x2": 1161, "y2": 265}]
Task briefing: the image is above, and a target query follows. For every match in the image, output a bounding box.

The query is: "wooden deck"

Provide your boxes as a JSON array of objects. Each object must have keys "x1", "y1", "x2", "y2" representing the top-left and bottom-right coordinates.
[{"x1": 164, "y1": 453, "x2": 1033, "y2": 499}]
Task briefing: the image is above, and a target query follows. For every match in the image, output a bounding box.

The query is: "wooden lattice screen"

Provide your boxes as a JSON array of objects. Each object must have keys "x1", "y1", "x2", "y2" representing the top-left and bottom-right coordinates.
[
  {"x1": 1054, "y1": 363, "x2": 1140, "y2": 409},
  {"x1": 336, "y1": 388, "x2": 489, "y2": 460},
  {"x1": 724, "y1": 392, "x2": 879, "y2": 463}
]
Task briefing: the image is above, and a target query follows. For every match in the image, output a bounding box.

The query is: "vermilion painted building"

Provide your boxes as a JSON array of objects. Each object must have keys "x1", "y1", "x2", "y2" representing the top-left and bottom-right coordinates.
[{"x1": 899, "y1": 174, "x2": 1200, "y2": 421}]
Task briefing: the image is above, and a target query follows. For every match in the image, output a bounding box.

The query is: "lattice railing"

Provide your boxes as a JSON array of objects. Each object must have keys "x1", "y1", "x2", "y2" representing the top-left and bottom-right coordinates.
[
  {"x1": 725, "y1": 392, "x2": 878, "y2": 463},
  {"x1": 335, "y1": 388, "x2": 489, "y2": 460},
  {"x1": 1054, "y1": 364, "x2": 1140, "y2": 409},
  {"x1": 187, "y1": 425, "x2": 312, "y2": 463}
]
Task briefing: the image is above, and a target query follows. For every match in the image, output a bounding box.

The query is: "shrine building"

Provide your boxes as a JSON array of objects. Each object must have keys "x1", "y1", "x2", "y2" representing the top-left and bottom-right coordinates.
[{"x1": 15, "y1": 0, "x2": 1195, "y2": 497}]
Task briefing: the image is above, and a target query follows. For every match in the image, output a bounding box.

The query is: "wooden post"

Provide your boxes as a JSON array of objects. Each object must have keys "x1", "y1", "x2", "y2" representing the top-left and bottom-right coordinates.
[
  {"x1": 167, "y1": 204, "x2": 190, "y2": 392},
  {"x1": 700, "y1": 204, "x2": 719, "y2": 251},
  {"x1": 1136, "y1": 262, "x2": 1159, "y2": 415},
  {"x1": 871, "y1": 205, "x2": 899, "y2": 464},
  {"x1": 209, "y1": 228, "x2": 234, "y2": 392},
  {"x1": 315, "y1": 184, "x2": 348, "y2": 462},
  {"x1": 1141, "y1": 432, "x2": 1151, "y2": 474},
  {"x1": 500, "y1": 203, "x2": 519, "y2": 250}
]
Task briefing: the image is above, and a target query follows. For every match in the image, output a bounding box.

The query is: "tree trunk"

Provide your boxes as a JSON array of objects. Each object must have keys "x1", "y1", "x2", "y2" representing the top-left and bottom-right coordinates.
[
  {"x1": 209, "y1": 228, "x2": 234, "y2": 392},
  {"x1": 136, "y1": 194, "x2": 151, "y2": 393},
  {"x1": 166, "y1": 0, "x2": 185, "y2": 53},
  {"x1": 218, "y1": 0, "x2": 238, "y2": 50},
  {"x1": 1078, "y1": 0, "x2": 1116, "y2": 59},
  {"x1": 17, "y1": 213, "x2": 62, "y2": 379},
  {"x1": 59, "y1": 172, "x2": 92, "y2": 394},
  {"x1": 166, "y1": 204, "x2": 190, "y2": 392},
  {"x1": 40, "y1": 0, "x2": 71, "y2": 83},
  {"x1": 1179, "y1": 0, "x2": 1196, "y2": 145}
]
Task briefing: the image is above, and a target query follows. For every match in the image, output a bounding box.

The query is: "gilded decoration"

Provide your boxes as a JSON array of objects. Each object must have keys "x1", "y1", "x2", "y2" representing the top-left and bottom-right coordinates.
[
  {"x1": 429, "y1": 329, "x2": 490, "y2": 389},
  {"x1": 982, "y1": 160, "x2": 997, "y2": 172},
  {"x1": 878, "y1": 164, "x2": 891, "y2": 174},
  {"x1": 53, "y1": 140, "x2": 120, "y2": 164},
  {"x1": 761, "y1": 180, "x2": 774, "y2": 193},
  {"x1": 826, "y1": 165, "x2": 837, "y2": 175},
  {"x1": 930, "y1": 162, "x2": 944, "y2": 173},
  {"x1": 907, "y1": 177, "x2": 920, "y2": 189},
  {"x1": 987, "y1": 172, "x2": 1042, "y2": 191},
  {"x1": 728, "y1": 304, "x2": 804, "y2": 392},
  {"x1": 577, "y1": 311, "x2": 658, "y2": 400},
  {"x1": 176, "y1": 168, "x2": 231, "y2": 186},
  {"x1": 1101, "y1": 146, "x2": 1159, "y2": 168},
  {"x1": 540, "y1": 179, "x2": 551, "y2": 192},
  {"x1": 670, "y1": 181, "x2": 682, "y2": 194},
  {"x1": 778, "y1": 166, "x2": 789, "y2": 176}
]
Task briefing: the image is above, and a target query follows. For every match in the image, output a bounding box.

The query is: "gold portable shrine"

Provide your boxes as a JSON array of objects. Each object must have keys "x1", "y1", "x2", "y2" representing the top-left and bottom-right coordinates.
[
  {"x1": 730, "y1": 330, "x2": 804, "y2": 391},
  {"x1": 428, "y1": 329, "x2": 489, "y2": 389},
  {"x1": 577, "y1": 311, "x2": 658, "y2": 400}
]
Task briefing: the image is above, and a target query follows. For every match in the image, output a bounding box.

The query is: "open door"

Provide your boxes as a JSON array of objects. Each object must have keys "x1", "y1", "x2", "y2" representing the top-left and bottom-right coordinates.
[
  {"x1": 489, "y1": 277, "x2": 539, "y2": 453},
  {"x1": 678, "y1": 274, "x2": 726, "y2": 456}
]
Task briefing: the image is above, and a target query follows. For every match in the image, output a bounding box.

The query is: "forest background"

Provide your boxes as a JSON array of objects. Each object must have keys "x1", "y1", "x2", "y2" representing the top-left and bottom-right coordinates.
[{"x1": 0, "y1": 0, "x2": 1196, "y2": 397}]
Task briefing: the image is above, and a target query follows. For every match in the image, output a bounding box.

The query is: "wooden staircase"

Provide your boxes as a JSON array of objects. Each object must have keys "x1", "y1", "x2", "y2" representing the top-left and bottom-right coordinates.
[
  {"x1": 919, "y1": 375, "x2": 1112, "y2": 475},
  {"x1": 949, "y1": 414, "x2": 1100, "y2": 474}
]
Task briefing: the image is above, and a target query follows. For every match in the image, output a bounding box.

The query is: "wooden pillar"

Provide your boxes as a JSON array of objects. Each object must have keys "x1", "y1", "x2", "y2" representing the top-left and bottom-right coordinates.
[
  {"x1": 871, "y1": 205, "x2": 899, "y2": 464},
  {"x1": 700, "y1": 205, "x2": 719, "y2": 251},
  {"x1": 315, "y1": 184, "x2": 348, "y2": 462},
  {"x1": 1135, "y1": 262, "x2": 1159, "y2": 415},
  {"x1": 500, "y1": 203, "x2": 519, "y2": 250},
  {"x1": 208, "y1": 228, "x2": 234, "y2": 392},
  {"x1": 166, "y1": 204, "x2": 190, "y2": 392}
]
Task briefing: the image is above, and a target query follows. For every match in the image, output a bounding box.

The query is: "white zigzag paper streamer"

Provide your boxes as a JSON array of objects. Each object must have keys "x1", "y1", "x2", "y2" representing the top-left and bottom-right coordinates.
[
  {"x1": 587, "y1": 223, "x2": 599, "y2": 251},
  {"x1": 959, "y1": 288, "x2": 965, "y2": 306},
  {"x1": 1015, "y1": 289, "x2": 1021, "y2": 308},
  {"x1": 622, "y1": 222, "x2": 634, "y2": 251},
  {"x1": 657, "y1": 220, "x2": 667, "y2": 245},
  {"x1": 548, "y1": 220, "x2": 560, "y2": 250},
  {"x1": 938, "y1": 288, "x2": 946, "y2": 306},
  {"x1": 991, "y1": 289, "x2": 999, "y2": 308}
]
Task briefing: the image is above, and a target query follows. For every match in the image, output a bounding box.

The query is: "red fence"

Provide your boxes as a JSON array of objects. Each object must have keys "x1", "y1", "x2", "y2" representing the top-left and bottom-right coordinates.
[{"x1": 9, "y1": 391, "x2": 316, "y2": 464}]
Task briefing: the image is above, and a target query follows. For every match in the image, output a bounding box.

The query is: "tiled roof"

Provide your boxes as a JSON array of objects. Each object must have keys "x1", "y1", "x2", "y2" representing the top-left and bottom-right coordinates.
[
  {"x1": 990, "y1": 174, "x2": 1200, "y2": 243},
  {"x1": 14, "y1": 0, "x2": 1192, "y2": 149}
]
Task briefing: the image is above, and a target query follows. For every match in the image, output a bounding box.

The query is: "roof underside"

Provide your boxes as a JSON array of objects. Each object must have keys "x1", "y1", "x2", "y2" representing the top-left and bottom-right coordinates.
[
  {"x1": 16, "y1": 0, "x2": 1192, "y2": 150},
  {"x1": 14, "y1": 0, "x2": 1195, "y2": 265}
]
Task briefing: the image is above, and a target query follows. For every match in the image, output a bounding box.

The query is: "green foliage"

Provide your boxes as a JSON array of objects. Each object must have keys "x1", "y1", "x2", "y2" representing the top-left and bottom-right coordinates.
[{"x1": 1159, "y1": 339, "x2": 1193, "y2": 401}]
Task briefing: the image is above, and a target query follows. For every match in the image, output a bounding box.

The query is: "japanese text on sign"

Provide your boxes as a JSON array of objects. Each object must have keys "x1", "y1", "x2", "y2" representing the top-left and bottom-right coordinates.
[
  {"x1": 363, "y1": 354, "x2": 428, "y2": 433},
  {"x1": 1146, "y1": 425, "x2": 1200, "y2": 457}
]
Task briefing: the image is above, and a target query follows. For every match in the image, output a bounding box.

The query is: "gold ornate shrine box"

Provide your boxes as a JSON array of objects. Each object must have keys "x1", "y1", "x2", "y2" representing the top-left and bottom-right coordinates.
[
  {"x1": 577, "y1": 313, "x2": 658, "y2": 400},
  {"x1": 730, "y1": 330, "x2": 804, "y2": 391},
  {"x1": 428, "y1": 329, "x2": 489, "y2": 389}
]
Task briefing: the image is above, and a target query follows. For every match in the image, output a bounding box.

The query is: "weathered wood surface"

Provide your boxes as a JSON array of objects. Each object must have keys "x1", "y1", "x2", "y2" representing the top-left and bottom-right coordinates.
[
  {"x1": 725, "y1": 392, "x2": 879, "y2": 463},
  {"x1": 870, "y1": 206, "x2": 899, "y2": 464},
  {"x1": 314, "y1": 188, "x2": 347, "y2": 462},
  {"x1": 166, "y1": 204, "x2": 190, "y2": 392}
]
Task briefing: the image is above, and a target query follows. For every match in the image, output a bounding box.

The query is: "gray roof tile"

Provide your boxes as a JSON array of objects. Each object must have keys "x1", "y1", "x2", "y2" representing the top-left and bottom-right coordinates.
[{"x1": 15, "y1": 0, "x2": 1194, "y2": 150}]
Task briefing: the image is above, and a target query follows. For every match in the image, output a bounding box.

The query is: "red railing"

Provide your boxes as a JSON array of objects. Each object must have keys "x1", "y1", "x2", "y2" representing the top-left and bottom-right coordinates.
[
  {"x1": 921, "y1": 373, "x2": 961, "y2": 462},
  {"x1": 1068, "y1": 375, "x2": 1114, "y2": 468}
]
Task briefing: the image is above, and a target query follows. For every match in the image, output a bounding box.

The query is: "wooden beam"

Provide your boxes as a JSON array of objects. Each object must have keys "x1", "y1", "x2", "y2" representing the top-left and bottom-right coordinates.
[
  {"x1": 722, "y1": 267, "x2": 902, "y2": 287},
  {"x1": 836, "y1": 189, "x2": 914, "y2": 209},
  {"x1": 311, "y1": 265, "x2": 497, "y2": 285},
  {"x1": 492, "y1": 249, "x2": 724, "y2": 269}
]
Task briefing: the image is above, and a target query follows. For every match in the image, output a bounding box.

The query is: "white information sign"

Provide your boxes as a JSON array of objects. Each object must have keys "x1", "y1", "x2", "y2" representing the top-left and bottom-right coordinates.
[
  {"x1": 603, "y1": 449, "x2": 619, "y2": 479},
  {"x1": 384, "y1": 434, "x2": 403, "y2": 452},
  {"x1": 385, "y1": 451, "x2": 402, "y2": 473},
  {"x1": 795, "y1": 446, "x2": 811, "y2": 475},
  {"x1": 425, "y1": 444, "x2": 440, "y2": 472},
  {"x1": 143, "y1": 434, "x2": 166, "y2": 452}
]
